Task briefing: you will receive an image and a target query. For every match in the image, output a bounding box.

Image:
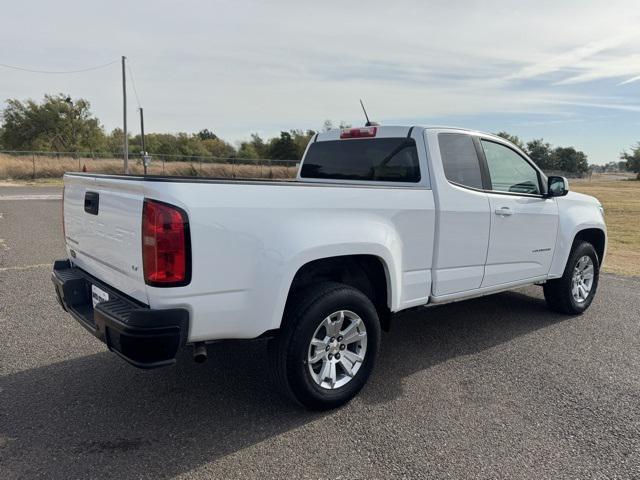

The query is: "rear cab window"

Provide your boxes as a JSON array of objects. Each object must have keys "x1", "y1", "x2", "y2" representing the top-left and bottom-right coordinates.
[
  {"x1": 300, "y1": 135, "x2": 421, "y2": 183},
  {"x1": 438, "y1": 133, "x2": 484, "y2": 189}
]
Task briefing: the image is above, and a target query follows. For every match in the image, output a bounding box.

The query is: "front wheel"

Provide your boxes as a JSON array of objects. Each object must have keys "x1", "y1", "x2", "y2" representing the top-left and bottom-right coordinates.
[
  {"x1": 543, "y1": 241, "x2": 600, "y2": 314},
  {"x1": 269, "y1": 282, "x2": 381, "y2": 410}
]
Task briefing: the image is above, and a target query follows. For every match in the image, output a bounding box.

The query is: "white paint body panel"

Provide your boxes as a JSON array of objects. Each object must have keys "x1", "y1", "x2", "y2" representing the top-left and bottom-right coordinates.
[
  {"x1": 63, "y1": 175, "x2": 148, "y2": 304},
  {"x1": 142, "y1": 181, "x2": 435, "y2": 341},
  {"x1": 482, "y1": 193, "x2": 558, "y2": 287},
  {"x1": 424, "y1": 129, "x2": 491, "y2": 296},
  {"x1": 548, "y1": 191, "x2": 607, "y2": 278},
  {"x1": 62, "y1": 126, "x2": 606, "y2": 344}
]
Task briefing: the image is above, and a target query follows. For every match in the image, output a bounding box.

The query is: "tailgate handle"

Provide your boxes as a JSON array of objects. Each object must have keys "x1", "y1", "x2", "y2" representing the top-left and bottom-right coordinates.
[{"x1": 84, "y1": 191, "x2": 99, "y2": 215}]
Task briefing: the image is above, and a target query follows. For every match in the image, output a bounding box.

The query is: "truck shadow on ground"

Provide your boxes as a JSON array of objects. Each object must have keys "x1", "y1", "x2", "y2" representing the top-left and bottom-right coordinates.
[
  {"x1": 361, "y1": 287, "x2": 561, "y2": 405},
  {"x1": 1, "y1": 287, "x2": 569, "y2": 479}
]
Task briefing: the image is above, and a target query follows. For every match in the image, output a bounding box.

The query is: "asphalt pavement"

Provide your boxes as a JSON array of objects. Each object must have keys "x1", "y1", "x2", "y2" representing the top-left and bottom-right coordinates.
[{"x1": 1, "y1": 186, "x2": 639, "y2": 479}]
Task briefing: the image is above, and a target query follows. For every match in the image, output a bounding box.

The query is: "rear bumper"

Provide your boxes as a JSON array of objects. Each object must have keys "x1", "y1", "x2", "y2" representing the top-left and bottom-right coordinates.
[{"x1": 52, "y1": 259, "x2": 189, "y2": 369}]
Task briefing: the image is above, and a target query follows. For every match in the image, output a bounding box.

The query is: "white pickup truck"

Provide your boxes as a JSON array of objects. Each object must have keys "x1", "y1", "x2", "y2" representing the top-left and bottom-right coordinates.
[{"x1": 52, "y1": 125, "x2": 606, "y2": 410}]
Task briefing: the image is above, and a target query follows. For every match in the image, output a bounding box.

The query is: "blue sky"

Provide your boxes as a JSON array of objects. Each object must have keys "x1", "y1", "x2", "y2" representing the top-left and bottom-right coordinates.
[{"x1": 1, "y1": 0, "x2": 640, "y2": 164}]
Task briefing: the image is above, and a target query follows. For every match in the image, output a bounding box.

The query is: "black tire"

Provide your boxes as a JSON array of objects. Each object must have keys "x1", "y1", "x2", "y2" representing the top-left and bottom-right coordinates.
[
  {"x1": 269, "y1": 282, "x2": 381, "y2": 411},
  {"x1": 543, "y1": 241, "x2": 600, "y2": 314}
]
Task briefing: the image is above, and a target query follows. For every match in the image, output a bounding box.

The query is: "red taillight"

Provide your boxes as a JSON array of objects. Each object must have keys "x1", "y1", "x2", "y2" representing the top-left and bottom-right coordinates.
[
  {"x1": 142, "y1": 199, "x2": 191, "y2": 287},
  {"x1": 340, "y1": 126, "x2": 377, "y2": 139}
]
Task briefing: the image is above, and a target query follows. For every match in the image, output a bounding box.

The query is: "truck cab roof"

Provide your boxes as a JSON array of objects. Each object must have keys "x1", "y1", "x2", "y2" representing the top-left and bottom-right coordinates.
[{"x1": 314, "y1": 125, "x2": 505, "y2": 143}]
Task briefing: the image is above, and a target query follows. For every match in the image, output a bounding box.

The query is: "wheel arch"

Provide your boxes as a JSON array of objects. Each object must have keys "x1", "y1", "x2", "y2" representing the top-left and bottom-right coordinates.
[
  {"x1": 573, "y1": 228, "x2": 606, "y2": 264},
  {"x1": 549, "y1": 224, "x2": 607, "y2": 278},
  {"x1": 274, "y1": 252, "x2": 397, "y2": 332}
]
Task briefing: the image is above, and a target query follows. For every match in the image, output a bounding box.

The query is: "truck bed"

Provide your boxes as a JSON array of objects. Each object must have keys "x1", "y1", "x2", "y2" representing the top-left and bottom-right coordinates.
[{"x1": 62, "y1": 172, "x2": 435, "y2": 342}]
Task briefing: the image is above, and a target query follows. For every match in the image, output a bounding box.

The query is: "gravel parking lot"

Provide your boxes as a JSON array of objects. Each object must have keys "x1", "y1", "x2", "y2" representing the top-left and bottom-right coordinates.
[{"x1": 1, "y1": 186, "x2": 640, "y2": 479}]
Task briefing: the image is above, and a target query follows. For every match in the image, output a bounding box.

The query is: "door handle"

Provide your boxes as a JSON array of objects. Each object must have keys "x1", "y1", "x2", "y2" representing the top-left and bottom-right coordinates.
[{"x1": 494, "y1": 207, "x2": 513, "y2": 216}]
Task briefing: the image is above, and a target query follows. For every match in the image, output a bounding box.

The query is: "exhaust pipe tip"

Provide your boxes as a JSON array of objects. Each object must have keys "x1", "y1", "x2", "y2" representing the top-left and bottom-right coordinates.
[{"x1": 193, "y1": 343, "x2": 207, "y2": 364}]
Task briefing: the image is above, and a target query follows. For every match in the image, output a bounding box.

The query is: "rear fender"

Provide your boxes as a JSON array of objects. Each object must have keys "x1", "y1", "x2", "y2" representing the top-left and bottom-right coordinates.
[{"x1": 270, "y1": 243, "x2": 401, "y2": 331}]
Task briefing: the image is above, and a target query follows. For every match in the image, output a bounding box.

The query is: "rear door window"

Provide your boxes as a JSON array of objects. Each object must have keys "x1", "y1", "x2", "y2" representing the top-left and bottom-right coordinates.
[
  {"x1": 438, "y1": 133, "x2": 484, "y2": 189},
  {"x1": 300, "y1": 137, "x2": 421, "y2": 182}
]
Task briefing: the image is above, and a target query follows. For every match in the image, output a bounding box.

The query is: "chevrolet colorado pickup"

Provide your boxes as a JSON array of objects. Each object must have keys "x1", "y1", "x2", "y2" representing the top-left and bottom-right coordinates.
[{"x1": 52, "y1": 125, "x2": 606, "y2": 410}]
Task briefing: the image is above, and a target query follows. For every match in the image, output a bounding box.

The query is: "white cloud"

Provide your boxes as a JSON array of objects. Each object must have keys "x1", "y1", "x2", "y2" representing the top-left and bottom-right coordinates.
[
  {"x1": 1, "y1": 0, "x2": 640, "y2": 149},
  {"x1": 506, "y1": 29, "x2": 640, "y2": 82},
  {"x1": 619, "y1": 74, "x2": 640, "y2": 85}
]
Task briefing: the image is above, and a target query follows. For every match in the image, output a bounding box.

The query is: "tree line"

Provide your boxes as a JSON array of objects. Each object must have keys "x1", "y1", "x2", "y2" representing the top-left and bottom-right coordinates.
[
  {"x1": 495, "y1": 132, "x2": 591, "y2": 174},
  {"x1": 496, "y1": 131, "x2": 639, "y2": 177},
  {"x1": 1, "y1": 94, "x2": 639, "y2": 176},
  {"x1": 0, "y1": 94, "x2": 348, "y2": 161}
]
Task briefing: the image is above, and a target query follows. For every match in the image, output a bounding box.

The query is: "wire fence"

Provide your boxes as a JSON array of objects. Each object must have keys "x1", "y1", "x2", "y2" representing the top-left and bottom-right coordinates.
[
  {"x1": 0, "y1": 150, "x2": 300, "y2": 180},
  {"x1": 0, "y1": 149, "x2": 600, "y2": 183}
]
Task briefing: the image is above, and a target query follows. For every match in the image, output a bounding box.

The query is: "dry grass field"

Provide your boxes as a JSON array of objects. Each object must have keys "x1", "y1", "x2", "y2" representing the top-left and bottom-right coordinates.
[
  {"x1": 572, "y1": 175, "x2": 640, "y2": 276},
  {"x1": 0, "y1": 153, "x2": 298, "y2": 180}
]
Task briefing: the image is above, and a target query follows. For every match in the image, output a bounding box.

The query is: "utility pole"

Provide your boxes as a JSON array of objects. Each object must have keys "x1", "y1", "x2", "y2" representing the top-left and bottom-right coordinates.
[
  {"x1": 139, "y1": 107, "x2": 147, "y2": 175},
  {"x1": 122, "y1": 55, "x2": 128, "y2": 174}
]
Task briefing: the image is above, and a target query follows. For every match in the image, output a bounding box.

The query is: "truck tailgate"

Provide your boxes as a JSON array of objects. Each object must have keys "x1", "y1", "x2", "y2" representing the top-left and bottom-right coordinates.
[{"x1": 63, "y1": 174, "x2": 148, "y2": 304}]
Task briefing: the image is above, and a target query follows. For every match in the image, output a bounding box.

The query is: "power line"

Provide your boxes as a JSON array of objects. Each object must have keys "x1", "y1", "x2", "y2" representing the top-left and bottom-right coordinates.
[
  {"x1": 126, "y1": 62, "x2": 142, "y2": 108},
  {"x1": 0, "y1": 59, "x2": 119, "y2": 74}
]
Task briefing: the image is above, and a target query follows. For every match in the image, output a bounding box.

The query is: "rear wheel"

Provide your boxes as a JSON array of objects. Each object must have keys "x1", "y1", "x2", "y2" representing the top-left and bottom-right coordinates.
[
  {"x1": 543, "y1": 241, "x2": 600, "y2": 314},
  {"x1": 269, "y1": 282, "x2": 381, "y2": 410}
]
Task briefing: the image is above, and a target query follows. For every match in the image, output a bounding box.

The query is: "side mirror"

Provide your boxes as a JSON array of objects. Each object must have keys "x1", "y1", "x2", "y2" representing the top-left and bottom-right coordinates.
[{"x1": 547, "y1": 176, "x2": 569, "y2": 197}]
